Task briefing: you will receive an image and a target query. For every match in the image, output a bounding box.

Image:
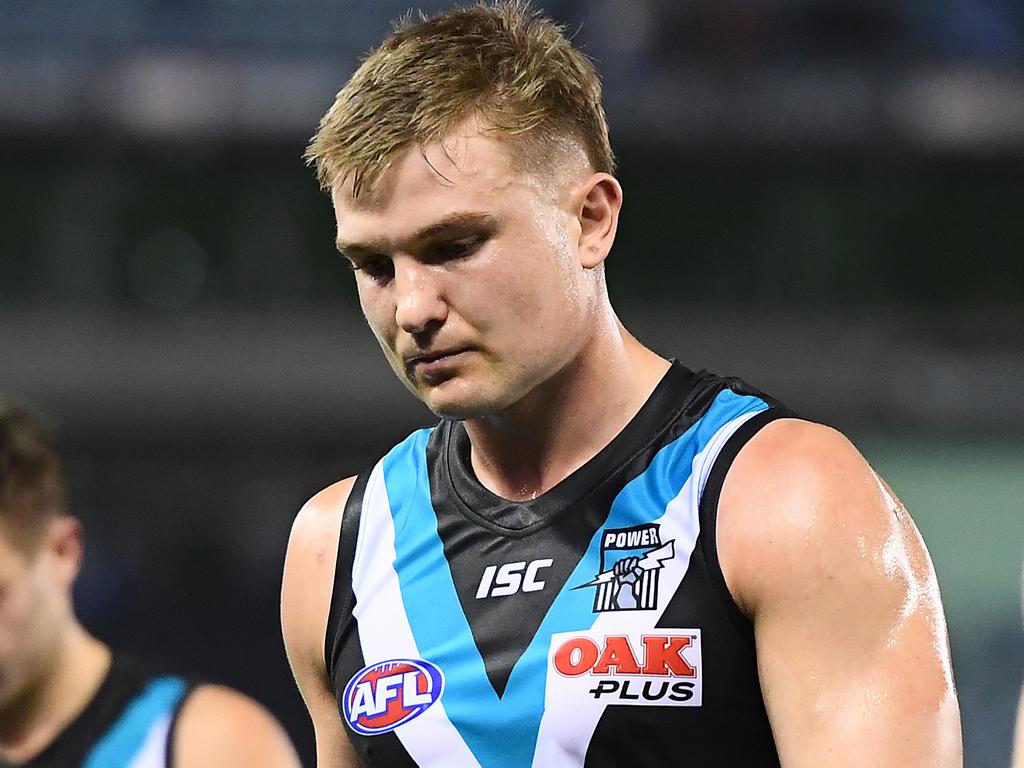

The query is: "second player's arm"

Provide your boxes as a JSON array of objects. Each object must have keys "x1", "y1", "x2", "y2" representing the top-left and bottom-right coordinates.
[
  {"x1": 281, "y1": 477, "x2": 361, "y2": 768},
  {"x1": 171, "y1": 684, "x2": 301, "y2": 768},
  {"x1": 718, "y1": 419, "x2": 962, "y2": 767}
]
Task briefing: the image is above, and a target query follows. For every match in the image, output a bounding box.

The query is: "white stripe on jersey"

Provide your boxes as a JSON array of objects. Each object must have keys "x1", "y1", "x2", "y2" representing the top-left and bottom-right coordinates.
[
  {"x1": 126, "y1": 714, "x2": 173, "y2": 768},
  {"x1": 352, "y1": 460, "x2": 482, "y2": 767},
  {"x1": 531, "y1": 410, "x2": 762, "y2": 768}
]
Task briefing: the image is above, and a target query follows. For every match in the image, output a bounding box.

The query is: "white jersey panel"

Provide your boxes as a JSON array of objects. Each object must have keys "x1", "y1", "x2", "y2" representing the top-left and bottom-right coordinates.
[
  {"x1": 352, "y1": 459, "x2": 482, "y2": 767},
  {"x1": 532, "y1": 409, "x2": 762, "y2": 768},
  {"x1": 125, "y1": 715, "x2": 172, "y2": 768}
]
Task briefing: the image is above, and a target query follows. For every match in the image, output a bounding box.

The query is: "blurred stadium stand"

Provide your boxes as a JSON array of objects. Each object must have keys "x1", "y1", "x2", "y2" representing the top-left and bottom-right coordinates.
[
  {"x1": 2, "y1": 1, "x2": 1023, "y2": 146},
  {"x1": 1, "y1": 1, "x2": 1022, "y2": 766}
]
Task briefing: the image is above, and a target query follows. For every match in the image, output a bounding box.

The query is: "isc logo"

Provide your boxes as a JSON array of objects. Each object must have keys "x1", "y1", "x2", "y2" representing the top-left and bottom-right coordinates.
[
  {"x1": 342, "y1": 659, "x2": 444, "y2": 736},
  {"x1": 475, "y1": 558, "x2": 553, "y2": 599}
]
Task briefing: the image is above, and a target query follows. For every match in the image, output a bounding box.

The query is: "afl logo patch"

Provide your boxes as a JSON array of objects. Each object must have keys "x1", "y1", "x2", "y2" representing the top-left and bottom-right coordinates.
[{"x1": 343, "y1": 659, "x2": 445, "y2": 736}]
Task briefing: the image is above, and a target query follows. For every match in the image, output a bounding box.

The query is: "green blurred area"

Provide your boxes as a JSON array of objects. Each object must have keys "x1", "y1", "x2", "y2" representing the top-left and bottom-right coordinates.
[
  {"x1": 853, "y1": 435, "x2": 1023, "y2": 764},
  {"x1": 857, "y1": 435, "x2": 1023, "y2": 628},
  {"x1": 2, "y1": 144, "x2": 1023, "y2": 320}
]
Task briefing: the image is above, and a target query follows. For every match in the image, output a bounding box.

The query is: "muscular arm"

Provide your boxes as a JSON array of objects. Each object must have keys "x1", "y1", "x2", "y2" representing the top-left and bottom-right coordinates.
[
  {"x1": 1015, "y1": 685, "x2": 1024, "y2": 768},
  {"x1": 1014, "y1": 567, "x2": 1024, "y2": 768},
  {"x1": 281, "y1": 477, "x2": 360, "y2": 768},
  {"x1": 172, "y1": 684, "x2": 301, "y2": 768},
  {"x1": 718, "y1": 419, "x2": 962, "y2": 767}
]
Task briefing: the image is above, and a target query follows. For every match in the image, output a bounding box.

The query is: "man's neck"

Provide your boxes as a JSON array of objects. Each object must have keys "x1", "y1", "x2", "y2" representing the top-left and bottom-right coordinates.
[
  {"x1": 0, "y1": 626, "x2": 111, "y2": 765},
  {"x1": 465, "y1": 327, "x2": 669, "y2": 501}
]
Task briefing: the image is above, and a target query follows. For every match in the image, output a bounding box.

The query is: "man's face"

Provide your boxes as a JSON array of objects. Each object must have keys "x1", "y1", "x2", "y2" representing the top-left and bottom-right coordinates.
[
  {"x1": 332, "y1": 125, "x2": 599, "y2": 419},
  {"x1": 0, "y1": 530, "x2": 65, "y2": 712}
]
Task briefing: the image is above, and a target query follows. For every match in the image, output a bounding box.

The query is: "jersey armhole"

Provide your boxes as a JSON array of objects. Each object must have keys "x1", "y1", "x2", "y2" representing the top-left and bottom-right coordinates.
[
  {"x1": 164, "y1": 682, "x2": 197, "y2": 768},
  {"x1": 698, "y1": 408, "x2": 794, "y2": 641},
  {"x1": 323, "y1": 470, "x2": 370, "y2": 682}
]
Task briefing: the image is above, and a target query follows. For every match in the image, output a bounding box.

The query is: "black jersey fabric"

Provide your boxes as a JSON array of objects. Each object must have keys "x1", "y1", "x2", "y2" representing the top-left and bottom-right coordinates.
[{"x1": 325, "y1": 362, "x2": 790, "y2": 767}]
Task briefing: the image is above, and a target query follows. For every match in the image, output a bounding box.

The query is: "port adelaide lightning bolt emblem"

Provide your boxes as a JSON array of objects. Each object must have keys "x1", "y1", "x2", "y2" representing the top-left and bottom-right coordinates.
[{"x1": 575, "y1": 523, "x2": 675, "y2": 612}]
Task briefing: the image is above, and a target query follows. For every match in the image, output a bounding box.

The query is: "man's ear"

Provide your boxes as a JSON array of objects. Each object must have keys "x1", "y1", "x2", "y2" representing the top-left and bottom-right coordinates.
[
  {"x1": 576, "y1": 173, "x2": 623, "y2": 269},
  {"x1": 43, "y1": 516, "x2": 85, "y2": 590}
]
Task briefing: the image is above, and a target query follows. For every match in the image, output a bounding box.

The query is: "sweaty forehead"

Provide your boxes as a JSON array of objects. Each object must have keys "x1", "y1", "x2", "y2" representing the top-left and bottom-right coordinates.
[
  {"x1": 331, "y1": 130, "x2": 550, "y2": 253},
  {"x1": 333, "y1": 128, "x2": 524, "y2": 214}
]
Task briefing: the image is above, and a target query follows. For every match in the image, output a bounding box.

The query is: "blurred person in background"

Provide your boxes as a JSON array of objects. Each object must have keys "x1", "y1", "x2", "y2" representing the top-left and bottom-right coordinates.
[
  {"x1": 282, "y1": 2, "x2": 962, "y2": 766},
  {"x1": 0, "y1": 401, "x2": 301, "y2": 768}
]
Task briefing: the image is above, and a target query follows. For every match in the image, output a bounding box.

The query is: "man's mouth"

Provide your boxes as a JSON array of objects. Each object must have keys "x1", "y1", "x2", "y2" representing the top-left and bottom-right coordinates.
[{"x1": 403, "y1": 348, "x2": 469, "y2": 372}]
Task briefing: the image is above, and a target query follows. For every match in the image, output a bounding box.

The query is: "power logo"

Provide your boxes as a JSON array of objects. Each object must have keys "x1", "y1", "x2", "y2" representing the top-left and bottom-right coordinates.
[
  {"x1": 574, "y1": 524, "x2": 675, "y2": 612},
  {"x1": 547, "y1": 630, "x2": 702, "y2": 706},
  {"x1": 342, "y1": 659, "x2": 445, "y2": 736}
]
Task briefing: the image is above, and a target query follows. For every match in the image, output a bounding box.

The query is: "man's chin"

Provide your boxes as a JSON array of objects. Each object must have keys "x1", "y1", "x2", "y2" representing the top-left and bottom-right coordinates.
[
  {"x1": 422, "y1": 399, "x2": 484, "y2": 421},
  {"x1": 419, "y1": 389, "x2": 496, "y2": 421}
]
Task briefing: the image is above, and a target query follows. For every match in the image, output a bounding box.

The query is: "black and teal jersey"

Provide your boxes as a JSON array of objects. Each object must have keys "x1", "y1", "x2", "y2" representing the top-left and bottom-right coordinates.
[
  {"x1": 13, "y1": 657, "x2": 191, "y2": 768},
  {"x1": 325, "y1": 362, "x2": 789, "y2": 767}
]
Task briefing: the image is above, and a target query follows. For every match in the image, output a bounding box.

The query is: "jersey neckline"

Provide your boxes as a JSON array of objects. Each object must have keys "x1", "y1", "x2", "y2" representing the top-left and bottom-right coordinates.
[
  {"x1": 15, "y1": 655, "x2": 129, "y2": 768},
  {"x1": 440, "y1": 360, "x2": 699, "y2": 536}
]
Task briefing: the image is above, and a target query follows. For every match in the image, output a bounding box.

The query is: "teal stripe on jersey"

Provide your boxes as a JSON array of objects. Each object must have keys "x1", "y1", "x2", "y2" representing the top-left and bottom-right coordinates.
[
  {"x1": 382, "y1": 391, "x2": 768, "y2": 768},
  {"x1": 616, "y1": 389, "x2": 770, "y2": 526},
  {"x1": 82, "y1": 677, "x2": 187, "y2": 768}
]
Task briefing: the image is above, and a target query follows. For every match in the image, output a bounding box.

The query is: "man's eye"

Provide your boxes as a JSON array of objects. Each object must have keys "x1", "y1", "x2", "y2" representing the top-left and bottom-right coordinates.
[
  {"x1": 427, "y1": 238, "x2": 482, "y2": 262},
  {"x1": 355, "y1": 259, "x2": 394, "y2": 282}
]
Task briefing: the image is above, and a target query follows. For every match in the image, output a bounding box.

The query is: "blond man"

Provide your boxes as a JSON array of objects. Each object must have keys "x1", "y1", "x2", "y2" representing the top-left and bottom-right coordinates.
[
  {"x1": 282, "y1": 2, "x2": 963, "y2": 766},
  {"x1": 0, "y1": 402, "x2": 301, "y2": 768}
]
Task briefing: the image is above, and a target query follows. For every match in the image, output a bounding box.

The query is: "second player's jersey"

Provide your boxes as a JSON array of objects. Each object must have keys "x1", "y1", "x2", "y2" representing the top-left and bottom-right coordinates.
[
  {"x1": 325, "y1": 362, "x2": 789, "y2": 767},
  {"x1": 15, "y1": 657, "x2": 191, "y2": 768}
]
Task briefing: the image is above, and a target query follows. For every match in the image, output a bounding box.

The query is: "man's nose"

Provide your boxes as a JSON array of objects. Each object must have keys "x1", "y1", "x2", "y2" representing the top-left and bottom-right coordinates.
[{"x1": 393, "y1": 260, "x2": 447, "y2": 335}]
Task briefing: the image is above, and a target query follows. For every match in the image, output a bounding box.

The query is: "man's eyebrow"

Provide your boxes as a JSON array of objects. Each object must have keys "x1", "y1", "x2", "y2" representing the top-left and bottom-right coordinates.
[
  {"x1": 411, "y1": 211, "x2": 498, "y2": 243},
  {"x1": 336, "y1": 212, "x2": 497, "y2": 256},
  {"x1": 334, "y1": 237, "x2": 378, "y2": 258}
]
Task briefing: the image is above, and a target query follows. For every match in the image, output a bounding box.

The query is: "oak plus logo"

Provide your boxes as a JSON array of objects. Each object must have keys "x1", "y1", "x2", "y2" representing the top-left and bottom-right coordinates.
[
  {"x1": 547, "y1": 630, "x2": 703, "y2": 706},
  {"x1": 475, "y1": 558, "x2": 553, "y2": 599},
  {"x1": 574, "y1": 524, "x2": 674, "y2": 612}
]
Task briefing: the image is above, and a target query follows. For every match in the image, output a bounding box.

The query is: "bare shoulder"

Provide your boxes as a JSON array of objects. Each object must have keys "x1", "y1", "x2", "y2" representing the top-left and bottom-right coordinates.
[
  {"x1": 717, "y1": 418, "x2": 961, "y2": 765},
  {"x1": 281, "y1": 476, "x2": 362, "y2": 767},
  {"x1": 172, "y1": 684, "x2": 300, "y2": 768},
  {"x1": 717, "y1": 418, "x2": 922, "y2": 614},
  {"x1": 281, "y1": 475, "x2": 358, "y2": 669},
  {"x1": 288, "y1": 475, "x2": 358, "y2": 563}
]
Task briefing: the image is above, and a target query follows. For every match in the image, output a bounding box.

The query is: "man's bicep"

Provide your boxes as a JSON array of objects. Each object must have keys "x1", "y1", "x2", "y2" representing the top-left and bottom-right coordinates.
[
  {"x1": 754, "y1": 513, "x2": 961, "y2": 766},
  {"x1": 282, "y1": 613, "x2": 358, "y2": 768},
  {"x1": 311, "y1": 689, "x2": 361, "y2": 768},
  {"x1": 1014, "y1": 685, "x2": 1024, "y2": 768},
  {"x1": 719, "y1": 420, "x2": 961, "y2": 767},
  {"x1": 281, "y1": 476, "x2": 359, "y2": 767},
  {"x1": 284, "y1": 623, "x2": 358, "y2": 768},
  {"x1": 1014, "y1": 564, "x2": 1024, "y2": 768}
]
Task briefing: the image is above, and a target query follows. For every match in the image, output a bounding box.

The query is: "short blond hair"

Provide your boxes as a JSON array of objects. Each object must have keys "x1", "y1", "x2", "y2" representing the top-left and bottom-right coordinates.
[{"x1": 306, "y1": 0, "x2": 615, "y2": 197}]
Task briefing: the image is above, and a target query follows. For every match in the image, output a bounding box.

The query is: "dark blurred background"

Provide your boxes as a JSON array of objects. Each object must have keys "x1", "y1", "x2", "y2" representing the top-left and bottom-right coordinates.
[{"x1": 1, "y1": 0, "x2": 1022, "y2": 765}]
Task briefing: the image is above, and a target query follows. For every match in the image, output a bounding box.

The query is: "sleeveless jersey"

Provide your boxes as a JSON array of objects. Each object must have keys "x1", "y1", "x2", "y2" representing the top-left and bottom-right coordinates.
[
  {"x1": 13, "y1": 657, "x2": 191, "y2": 768},
  {"x1": 325, "y1": 362, "x2": 790, "y2": 767}
]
